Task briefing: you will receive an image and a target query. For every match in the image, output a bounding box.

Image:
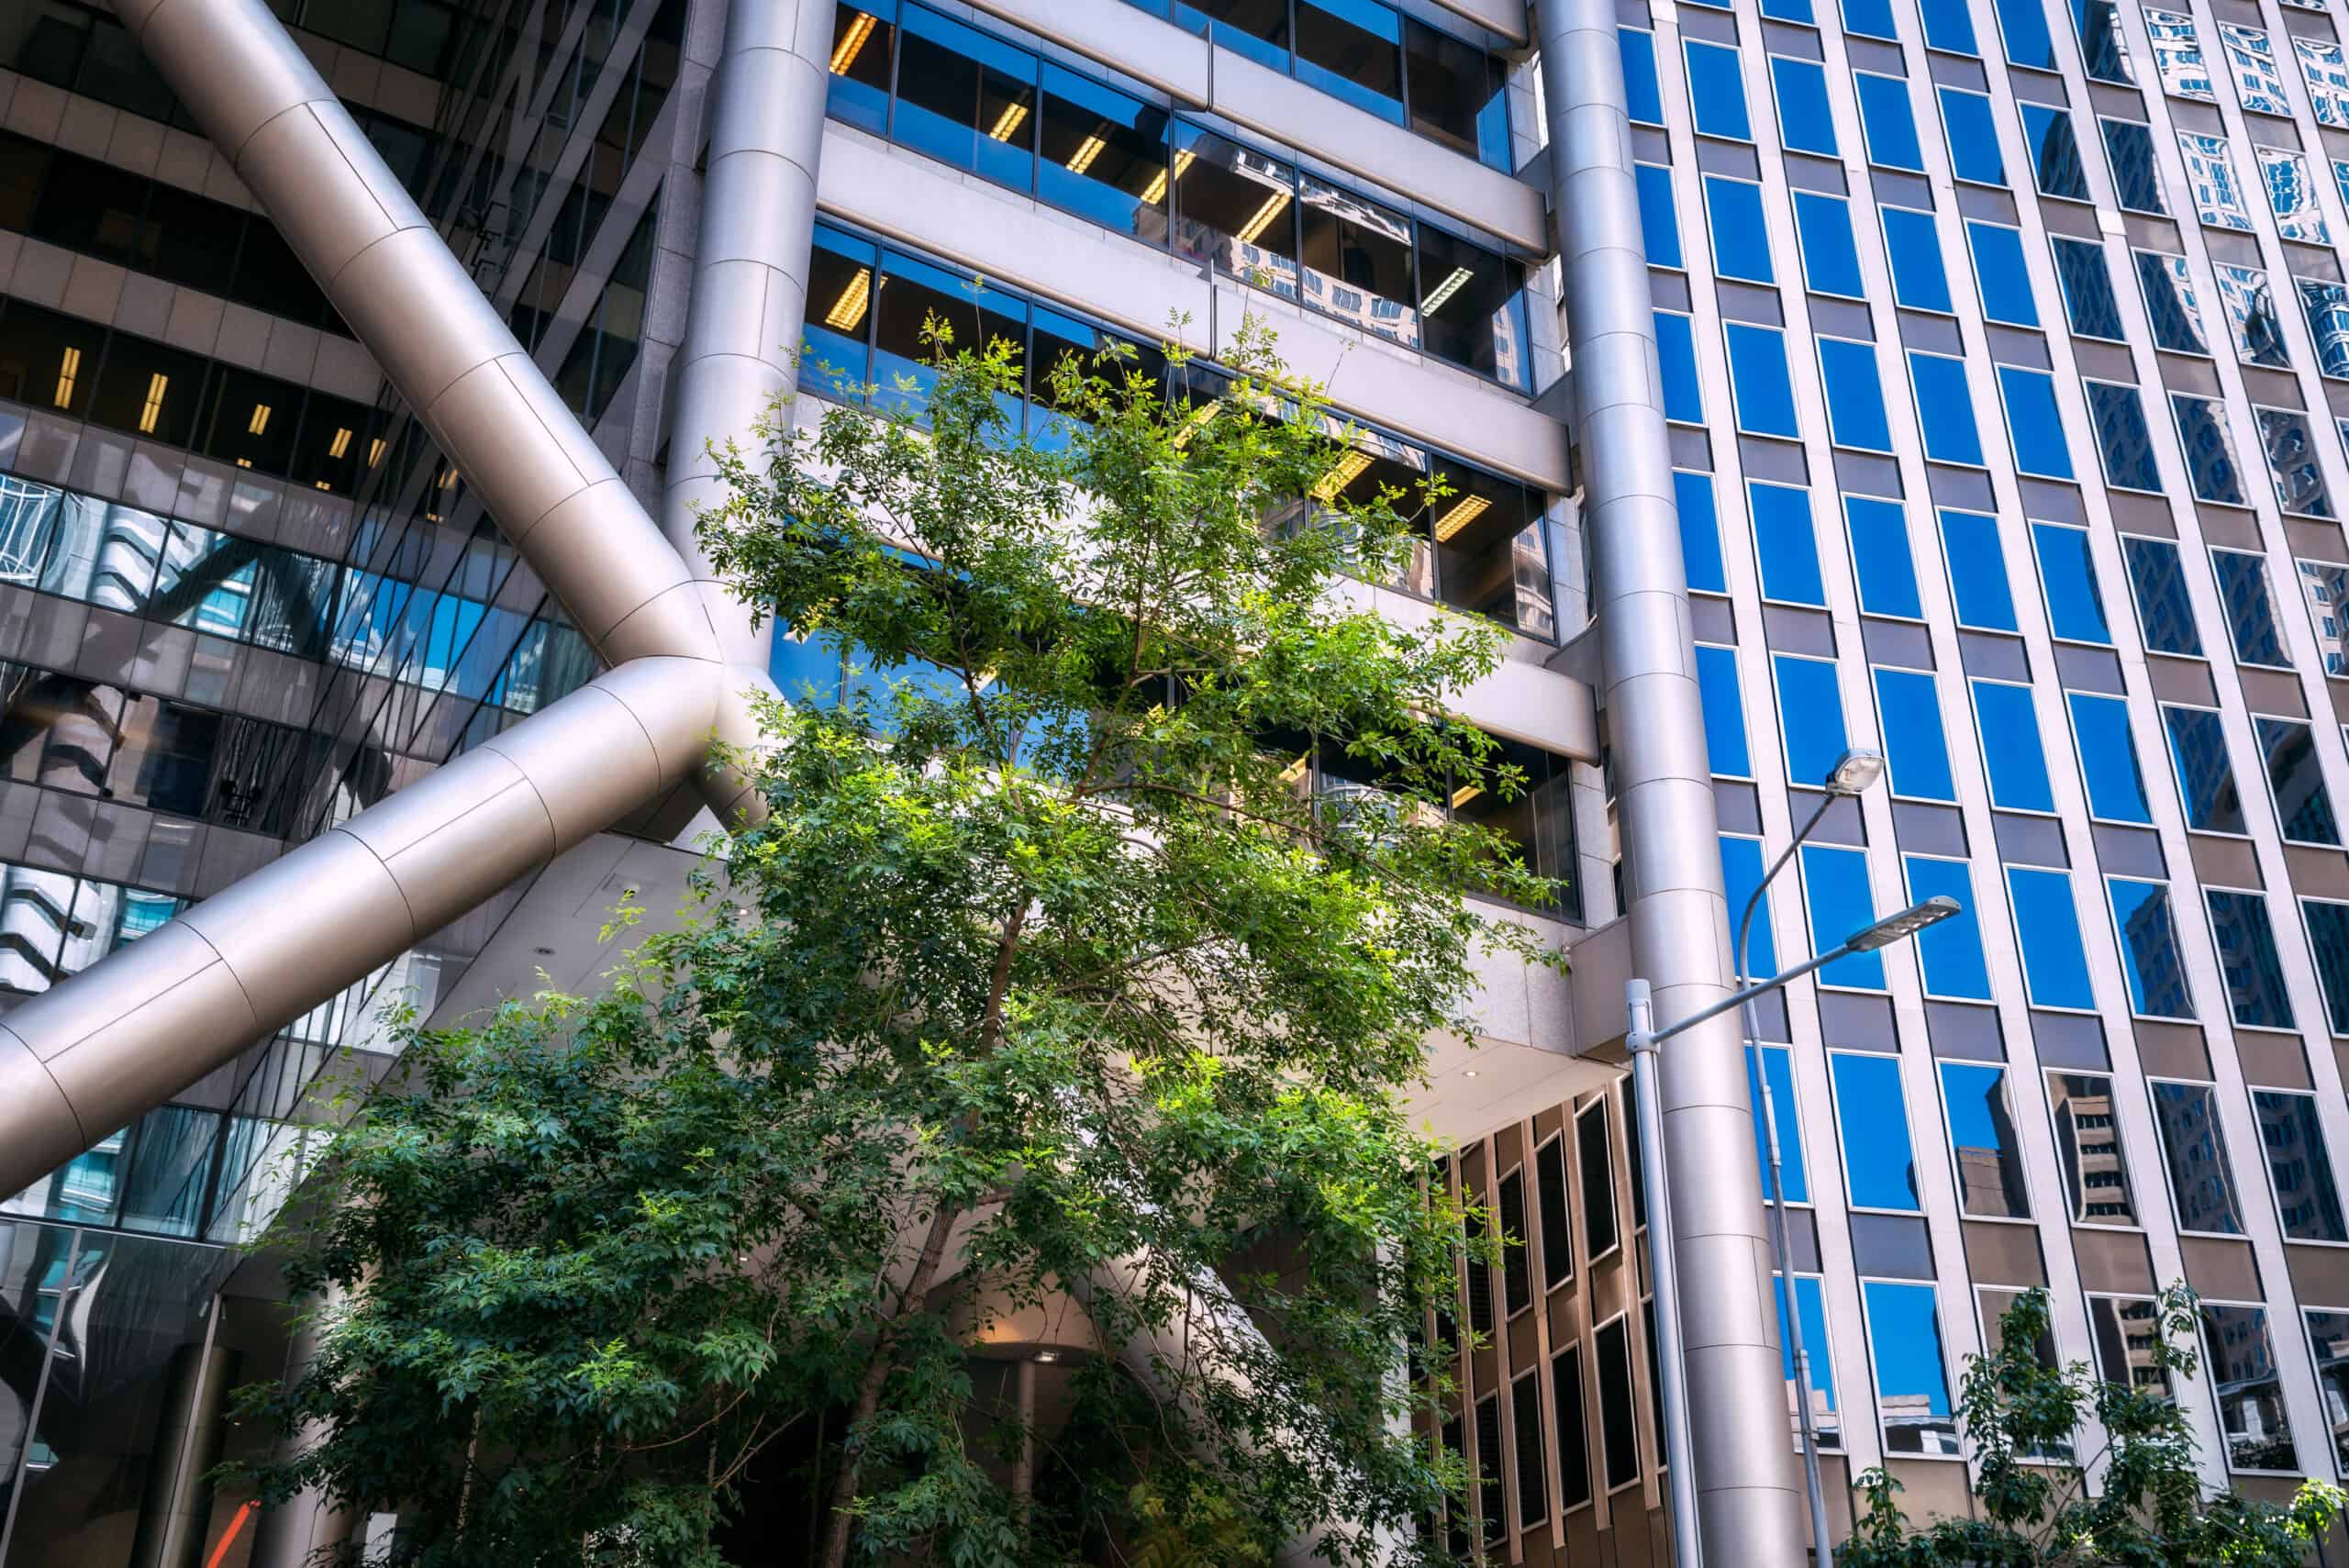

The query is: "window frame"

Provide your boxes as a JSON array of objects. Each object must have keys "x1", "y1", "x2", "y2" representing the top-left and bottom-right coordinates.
[
  {"x1": 1592, "y1": 1308, "x2": 1645, "y2": 1495},
  {"x1": 1828, "y1": 1051, "x2": 1921, "y2": 1215},
  {"x1": 2081, "y1": 377, "x2": 2165, "y2": 495},
  {"x1": 1684, "y1": 39, "x2": 1755, "y2": 143},
  {"x1": 1533, "y1": 1130, "x2": 1574, "y2": 1290},
  {"x1": 1937, "y1": 83, "x2": 2010, "y2": 186},
  {"x1": 1576, "y1": 1096, "x2": 1622, "y2": 1265},
  {"x1": 1817, "y1": 334, "x2": 1895, "y2": 453},
  {"x1": 1701, "y1": 170, "x2": 1776, "y2": 285},
  {"x1": 1854, "y1": 68, "x2": 1927, "y2": 171},
  {"x1": 1938, "y1": 1057, "x2": 2037, "y2": 1222},
  {"x1": 2006, "y1": 861, "x2": 2102, "y2": 1012},
  {"x1": 2205, "y1": 884, "x2": 2299, "y2": 1032},
  {"x1": 1971, "y1": 675, "x2": 2059, "y2": 814},
  {"x1": 1858, "y1": 1276, "x2": 1965, "y2": 1460},
  {"x1": 2068, "y1": 689, "x2": 2156, "y2": 825},
  {"x1": 1553, "y1": 1339, "x2": 1594, "y2": 1512},
  {"x1": 2044, "y1": 1066, "x2": 2148, "y2": 1229},
  {"x1": 1769, "y1": 52, "x2": 1842, "y2": 157}
]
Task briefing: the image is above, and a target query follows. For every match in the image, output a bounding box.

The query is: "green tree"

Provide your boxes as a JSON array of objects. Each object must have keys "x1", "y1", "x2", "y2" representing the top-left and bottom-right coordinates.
[
  {"x1": 229, "y1": 315, "x2": 1557, "y2": 1565},
  {"x1": 1843, "y1": 1284, "x2": 2343, "y2": 1567}
]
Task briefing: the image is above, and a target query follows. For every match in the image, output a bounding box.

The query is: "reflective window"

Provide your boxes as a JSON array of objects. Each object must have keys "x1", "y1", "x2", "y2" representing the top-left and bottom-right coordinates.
[
  {"x1": 2032, "y1": 520, "x2": 2111, "y2": 642},
  {"x1": 1764, "y1": 0, "x2": 1816, "y2": 21},
  {"x1": 1938, "y1": 508, "x2": 2018, "y2": 629},
  {"x1": 2201, "y1": 1305, "x2": 2298, "y2": 1473},
  {"x1": 2052, "y1": 237, "x2": 2126, "y2": 339},
  {"x1": 1847, "y1": 495, "x2": 1922, "y2": 617},
  {"x1": 1293, "y1": 0, "x2": 1405, "y2": 124},
  {"x1": 1554, "y1": 1343, "x2": 1593, "y2": 1508},
  {"x1": 1687, "y1": 40, "x2": 1753, "y2": 140},
  {"x1": 2071, "y1": 691, "x2": 2154, "y2": 822},
  {"x1": 1877, "y1": 667, "x2": 1956, "y2": 798},
  {"x1": 1998, "y1": 366, "x2": 2074, "y2": 479},
  {"x1": 1907, "y1": 853, "x2": 1991, "y2": 996},
  {"x1": 1976, "y1": 680, "x2": 2055, "y2": 810},
  {"x1": 1726, "y1": 322, "x2": 1800, "y2": 439},
  {"x1": 1747, "y1": 1044, "x2": 1809, "y2": 1200},
  {"x1": 1855, "y1": 71, "x2": 1925, "y2": 170},
  {"x1": 1921, "y1": 0, "x2": 1979, "y2": 52},
  {"x1": 1966, "y1": 220, "x2": 2040, "y2": 326},
  {"x1": 2302, "y1": 897, "x2": 2349, "y2": 1033},
  {"x1": 2148, "y1": 6, "x2": 2214, "y2": 98},
  {"x1": 1657, "y1": 311, "x2": 1703, "y2": 423},
  {"x1": 2300, "y1": 33, "x2": 2349, "y2": 127},
  {"x1": 2122, "y1": 536, "x2": 2203, "y2": 655},
  {"x1": 1795, "y1": 190, "x2": 1866, "y2": 297},
  {"x1": 2295, "y1": 558, "x2": 2349, "y2": 674},
  {"x1": 2110, "y1": 877, "x2": 2194, "y2": 1018},
  {"x1": 1698, "y1": 644, "x2": 1750, "y2": 777},
  {"x1": 1405, "y1": 17, "x2": 1511, "y2": 166},
  {"x1": 1776, "y1": 1275, "x2": 1842, "y2": 1448},
  {"x1": 1819, "y1": 339, "x2": 1893, "y2": 451},
  {"x1": 1776, "y1": 653, "x2": 1851, "y2": 786},
  {"x1": 1722, "y1": 834, "x2": 1779, "y2": 977},
  {"x1": 2213, "y1": 548, "x2": 2288, "y2": 663},
  {"x1": 2009, "y1": 864, "x2": 2098, "y2": 1006},
  {"x1": 1500, "y1": 1163, "x2": 1532, "y2": 1316},
  {"x1": 1994, "y1": 0, "x2": 2055, "y2": 67},
  {"x1": 2257, "y1": 146, "x2": 2328, "y2": 243},
  {"x1": 1942, "y1": 1061, "x2": 2030, "y2": 1217},
  {"x1": 2102, "y1": 117, "x2": 2166, "y2": 213},
  {"x1": 2086, "y1": 381, "x2": 2163, "y2": 492},
  {"x1": 1865, "y1": 1281, "x2": 1958, "y2": 1455},
  {"x1": 2309, "y1": 1312, "x2": 2349, "y2": 1473},
  {"x1": 2255, "y1": 717, "x2": 2339, "y2": 845},
  {"x1": 1299, "y1": 177, "x2": 1419, "y2": 350},
  {"x1": 1413, "y1": 223, "x2": 1531, "y2": 388},
  {"x1": 1638, "y1": 162, "x2": 1682, "y2": 269},
  {"x1": 1531, "y1": 1134, "x2": 1574, "y2": 1294},
  {"x1": 2136, "y1": 250, "x2": 2211, "y2": 354},
  {"x1": 2209, "y1": 888, "x2": 2295, "y2": 1028},
  {"x1": 1803, "y1": 843, "x2": 1886, "y2": 988},
  {"x1": 1845, "y1": 0, "x2": 1901, "y2": 39},
  {"x1": 2219, "y1": 20, "x2": 2290, "y2": 114},
  {"x1": 2091, "y1": 1296, "x2": 2174, "y2": 1393},
  {"x1": 1595, "y1": 1313, "x2": 1641, "y2": 1489},
  {"x1": 2051, "y1": 1071, "x2": 2141, "y2": 1224},
  {"x1": 2178, "y1": 129, "x2": 2254, "y2": 229},
  {"x1": 1704, "y1": 174, "x2": 1774, "y2": 284},
  {"x1": 2254, "y1": 1091, "x2": 2348, "y2": 1242},
  {"x1": 1753, "y1": 481, "x2": 1825, "y2": 604},
  {"x1": 2256, "y1": 406, "x2": 2332, "y2": 519},
  {"x1": 2211, "y1": 262, "x2": 2290, "y2": 369},
  {"x1": 1622, "y1": 28, "x2": 1664, "y2": 124},
  {"x1": 1677, "y1": 471, "x2": 1726, "y2": 593},
  {"x1": 1939, "y1": 86, "x2": 2008, "y2": 184},
  {"x1": 1170, "y1": 0, "x2": 1289, "y2": 68},
  {"x1": 1169, "y1": 128, "x2": 1302, "y2": 299},
  {"x1": 1578, "y1": 1099, "x2": 1620, "y2": 1261},
  {"x1": 2174, "y1": 394, "x2": 2247, "y2": 505},
  {"x1": 1882, "y1": 206, "x2": 1954, "y2": 312},
  {"x1": 1831, "y1": 1052, "x2": 1919, "y2": 1208},
  {"x1": 1772, "y1": 56, "x2": 1839, "y2": 155},
  {"x1": 1910, "y1": 353, "x2": 1984, "y2": 465},
  {"x1": 892, "y1": 7, "x2": 1041, "y2": 188},
  {"x1": 1037, "y1": 63, "x2": 1173, "y2": 239},
  {"x1": 2154, "y1": 1080, "x2": 2246, "y2": 1233},
  {"x1": 2298, "y1": 280, "x2": 2349, "y2": 379},
  {"x1": 2165, "y1": 705, "x2": 2247, "y2": 833},
  {"x1": 2075, "y1": 0, "x2": 2136, "y2": 83},
  {"x1": 806, "y1": 224, "x2": 878, "y2": 387},
  {"x1": 2020, "y1": 102, "x2": 2092, "y2": 198}
]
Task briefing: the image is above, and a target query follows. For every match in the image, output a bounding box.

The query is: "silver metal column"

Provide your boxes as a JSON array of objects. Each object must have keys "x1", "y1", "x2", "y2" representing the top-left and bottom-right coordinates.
[
  {"x1": 128, "y1": 1333, "x2": 238, "y2": 1568},
  {"x1": 662, "y1": 0, "x2": 832, "y2": 670},
  {"x1": 246, "y1": 1296, "x2": 357, "y2": 1568},
  {"x1": 1532, "y1": 0, "x2": 1809, "y2": 1561}
]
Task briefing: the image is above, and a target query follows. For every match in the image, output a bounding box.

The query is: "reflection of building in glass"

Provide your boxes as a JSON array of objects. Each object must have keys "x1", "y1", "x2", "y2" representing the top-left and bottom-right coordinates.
[
  {"x1": 1877, "y1": 1395, "x2": 1961, "y2": 1456},
  {"x1": 2307, "y1": 1310, "x2": 2349, "y2": 1469},
  {"x1": 2204, "y1": 1305, "x2": 2299, "y2": 1473},
  {"x1": 2051, "y1": 1077, "x2": 2136, "y2": 1225},
  {"x1": 2091, "y1": 1296, "x2": 2172, "y2": 1394}
]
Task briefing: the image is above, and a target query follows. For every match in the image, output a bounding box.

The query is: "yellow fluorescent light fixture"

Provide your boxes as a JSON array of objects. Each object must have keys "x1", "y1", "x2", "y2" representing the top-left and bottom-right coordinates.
[
  {"x1": 825, "y1": 267, "x2": 874, "y2": 332},
  {"x1": 1310, "y1": 450, "x2": 1372, "y2": 502},
  {"x1": 138, "y1": 373, "x2": 168, "y2": 433},
  {"x1": 247, "y1": 403, "x2": 273, "y2": 436},
  {"x1": 1431, "y1": 494, "x2": 1491, "y2": 541},
  {"x1": 1140, "y1": 149, "x2": 1196, "y2": 206},
  {"x1": 1279, "y1": 752, "x2": 1311, "y2": 785},
  {"x1": 439, "y1": 465, "x2": 458, "y2": 489},
  {"x1": 328, "y1": 426, "x2": 353, "y2": 460},
  {"x1": 1067, "y1": 133, "x2": 1107, "y2": 175},
  {"x1": 830, "y1": 12, "x2": 877, "y2": 74},
  {"x1": 1234, "y1": 190, "x2": 1291, "y2": 246},
  {"x1": 51, "y1": 346, "x2": 79, "y2": 408},
  {"x1": 1171, "y1": 399, "x2": 1223, "y2": 449},
  {"x1": 1449, "y1": 783, "x2": 1484, "y2": 808},
  {"x1": 987, "y1": 101, "x2": 1030, "y2": 141},
  {"x1": 367, "y1": 438, "x2": 386, "y2": 467},
  {"x1": 1419, "y1": 266, "x2": 1475, "y2": 317}
]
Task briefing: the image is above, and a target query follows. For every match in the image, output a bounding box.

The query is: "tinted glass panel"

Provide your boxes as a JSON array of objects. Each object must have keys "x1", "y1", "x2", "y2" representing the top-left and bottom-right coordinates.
[
  {"x1": 1942, "y1": 1061, "x2": 2031, "y2": 1218},
  {"x1": 1907, "y1": 853, "x2": 1990, "y2": 997},
  {"x1": 2020, "y1": 102, "x2": 2092, "y2": 197},
  {"x1": 1704, "y1": 175, "x2": 1774, "y2": 283},
  {"x1": 2165, "y1": 705, "x2": 2246, "y2": 833},
  {"x1": 2304, "y1": 897, "x2": 2349, "y2": 1033},
  {"x1": 1938, "y1": 508, "x2": 2016, "y2": 628},
  {"x1": 1831, "y1": 1052, "x2": 1919, "y2": 1209},
  {"x1": 1657, "y1": 311, "x2": 1703, "y2": 423},
  {"x1": 2254, "y1": 1092, "x2": 2348, "y2": 1243},
  {"x1": 2107, "y1": 878, "x2": 2192, "y2": 1018},
  {"x1": 1771, "y1": 56, "x2": 1838, "y2": 154},
  {"x1": 1595, "y1": 1317, "x2": 1641, "y2": 1489},
  {"x1": 1876, "y1": 667, "x2": 1956, "y2": 799},
  {"x1": 1405, "y1": 18, "x2": 1509, "y2": 167},
  {"x1": 1687, "y1": 41, "x2": 1752, "y2": 139},
  {"x1": 1747, "y1": 1043, "x2": 1809, "y2": 1201},
  {"x1": 1751, "y1": 482, "x2": 1823, "y2": 603},
  {"x1": 893, "y1": 7, "x2": 1040, "y2": 187},
  {"x1": 1803, "y1": 843, "x2": 1885, "y2": 988},
  {"x1": 1976, "y1": 680, "x2": 2055, "y2": 810},
  {"x1": 1998, "y1": 366, "x2": 2074, "y2": 478},
  {"x1": 1921, "y1": 0, "x2": 1978, "y2": 51},
  {"x1": 1698, "y1": 644, "x2": 1749, "y2": 776},
  {"x1": 1910, "y1": 354, "x2": 1983, "y2": 465},
  {"x1": 2257, "y1": 406, "x2": 2332, "y2": 518},
  {"x1": 2104, "y1": 118, "x2": 2166, "y2": 211},
  {"x1": 2009, "y1": 864, "x2": 2098, "y2": 1007},
  {"x1": 2202, "y1": 1305, "x2": 2297, "y2": 1472},
  {"x1": 2122, "y1": 536, "x2": 2202, "y2": 654},
  {"x1": 2208, "y1": 888, "x2": 2294, "y2": 1029},
  {"x1": 2212, "y1": 263, "x2": 2290, "y2": 368},
  {"x1": 1622, "y1": 29, "x2": 1664, "y2": 124},
  {"x1": 1294, "y1": 0, "x2": 1403, "y2": 124},
  {"x1": 1795, "y1": 190, "x2": 1865, "y2": 296},
  {"x1": 1882, "y1": 206, "x2": 1954, "y2": 312},
  {"x1": 2050, "y1": 1071, "x2": 2141, "y2": 1224},
  {"x1": 2299, "y1": 278, "x2": 2349, "y2": 378},
  {"x1": 1637, "y1": 162, "x2": 1682, "y2": 269},
  {"x1": 2154, "y1": 1080, "x2": 2244, "y2": 1234},
  {"x1": 2173, "y1": 394, "x2": 2246, "y2": 505},
  {"x1": 1535, "y1": 1136, "x2": 1571, "y2": 1289},
  {"x1": 1298, "y1": 177, "x2": 1417, "y2": 349},
  {"x1": 1554, "y1": 1346, "x2": 1592, "y2": 1507},
  {"x1": 1578, "y1": 1102, "x2": 1619, "y2": 1259},
  {"x1": 1865, "y1": 1282, "x2": 1956, "y2": 1454},
  {"x1": 1820, "y1": 339, "x2": 1892, "y2": 451},
  {"x1": 1776, "y1": 654, "x2": 1849, "y2": 788},
  {"x1": 1940, "y1": 87, "x2": 2007, "y2": 183},
  {"x1": 1726, "y1": 322, "x2": 1799, "y2": 438},
  {"x1": 1037, "y1": 64, "x2": 1170, "y2": 242},
  {"x1": 2053, "y1": 238, "x2": 2126, "y2": 339},
  {"x1": 1846, "y1": 495, "x2": 1920, "y2": 617},
  {"x1": 1855, "y1": 72, "x2": 1924, "y2": 168},
  {"x1": 2255, "y1": 717, "x2": 2339, "y2": 845},
  {"x1": 2086, "y1": 381, "x2": 2162, "y2": 491},
  {"x1": 1723, "y1": 836, "x2": 1779, "y2": 978},
  {"x1": 1995, "y1": 0, "x2": 2055, "y2": 65},
  {"x1": 2071, "y1": 691, "x2": 2153, "y2": 822},
  {"x1": 1967, "y1": 221, "x2": 2040, "y2": 326},
  {"x1": 2032, "y1": 521, "x2": 2110, "y2": 642},
  {"x1": 2213, "y1": 549, "x2": 2287, "y2": 663},
  {"x1": 2137, "y1": 252, "x2": 2211, "y2": 353},
  {"x1": 1676, "y1": 471, "x2": 1725, "y2": 592}
]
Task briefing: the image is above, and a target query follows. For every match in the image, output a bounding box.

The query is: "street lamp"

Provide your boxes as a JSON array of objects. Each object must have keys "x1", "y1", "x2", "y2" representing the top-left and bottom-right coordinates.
[{"x1": 1629, "y1": 747, "x2": 1956, "y2": 1568}]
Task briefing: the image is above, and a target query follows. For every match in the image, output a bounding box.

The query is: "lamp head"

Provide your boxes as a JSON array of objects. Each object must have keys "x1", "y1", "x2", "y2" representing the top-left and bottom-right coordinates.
[
  {"x1": 1845, "y1": 895, "x2": 1961, "y2": 951},
  {"x1": 1824, "y1": 747, "x2": 1887, "y2": 796}
]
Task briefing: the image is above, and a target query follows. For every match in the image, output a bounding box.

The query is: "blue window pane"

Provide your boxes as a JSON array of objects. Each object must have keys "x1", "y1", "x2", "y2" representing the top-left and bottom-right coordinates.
[
  {"x1": 1844, "y1": 0, "x2": 1901, "y2": 37},
  {"x1": 1794, "y1": 190, "x2": 1865, "y2": 296},
  {"x1": 1764, "y1": 0, "x2": 1817, "y2": 19},
  {"x1": 1911, "y1": 354, "x2": 1985, "y2": 466},
  {"x1": 1623, "y1": 29, "x2": 1665, "y2": 124},
  {"x1": 1704, "y1": 175, "x2": 1774, "y2": 283},
  {"x1": 1906, "y1": 855, "x2": 1991, "y2": 998},
  {"x1": 1854, "y1": 72, "x2": 1925, "y2": 170},
  {"x1": 1776, "y1": 653, "x2": 1850, "y2": 788},
  {"x1": 1973, "y1": 680, "x2": 2055, "y2": 810},
  {"x1": 771, "y1": 626, "x2": 847, "y2": 706},
  {"x1": 2164, "y1": 705, "x2": 2247, "y2": 834},
  {"x1": 1747, "y1": 1047, "x2": 1809, "y2": 1199},
  {"x1": 2255, "y1": 717, "x2": 2339, "y2": 846},
  {"x1": 1676, "y1": 471, "x2": 1726, "y2": 593},
  {"x1": 1727, "y1": 322, "x2": 1800, "y2": 438},
  {"x1": 1775, "y1": 1277, "x2": 1839, "y2": 1440},
  {"x1": 2110, "y1": 878, "x2": 2195, "y2": 1018},
  {"x1": 1820, "y1": 339, "x2": 1893, "y2": 451},
  {"x1": 1657, "y1": 311, "x2": 1703, "y2": 423},
  {"x1": 2032, "y1": 521, "x2": 2111, "y2": 642},
  {"x1": 1862, "y1": 1282, "x2": 1954, "y2": 1451},
  {"x1": 1752, "y1": 482, "x2": 1825, "y2": 604},
  {"x1": 1921, "y1": 0, "x2": 1979, "y2": 51},
  {"x1": 2299, "y1": 279, "x2": 2349, "y2": 379},
  {"x1": 1804, "y1": 844, "x2": 1886, "y2": 989},
  {"x1": 1998, "y1": 366, "x2": 2074, "y2": 479},
  {"x1": 2104, "y1": 117, "x2": 2166, "y2": 212},
  {"x1": 1995, "y1": 0, "x2": 2057, "y2": 67},
  {"x1": 1832, "y1": 1054, "x2": 1919, "y2": 1207},
  {"x1": 804, "y1": 224, "x2": 878, "y2": 390},
  {"x1": 1941, "y1": 1062, "x2": 2029, "y2": 1218},
  {"x1": 1772, "y1": 56, "x2": 1838, "y2": 155},
  {"x1": 2086, "y1": 382, "x2": 2161, "y2": 492},
  {"x1": 2302, "y1": 897, "x2": 2349, "y2": 1033},
  {"x1": 1722, "y1": 835, "x2": 1778, "y2": 978},
  {"x1": 2137, "y1": 252, "x2": 2210, "y2": 354},
  {"x1": 896, "y1": 8, "x2": 1041, "y2": 188},
  {"x1": 1846, "y1": 495, "x2": 1922, "y2": 617},
  {"x1": 2069, "y1": 691, "x2": 2154, "y2": 822},
  {"x1": 1687, "y1": 41, "x2": 1753, "y2": 140},
  {"x1": 1882, "y1": 206, "x2": 1954, "y2": 312},
  {"x1": 2052, "y1": 238, "x2": 2126, "y2": 339},
  {"x1": 1876, "y1": 667, "x2": 1956, "y2": 798},
  {"x1": 2019, "y1": 103, "x2": 2092, "y2": 198},
  {"x1": 1036, "y1": 65, "x2": 1169, "y2": 234},
  {"x1": 1937, "y1": 508, "x2": 2016, "y2": 628},
  {"x1": 2172, "y1": 394, "x2": 2245, "y2": 504},
  {"x1": 2122, "y1": 536, "x2": 2202, "y2": 655},
  {"x1": 1698, "y1": 644, "x2": 1751, "y2": 777},
  {"x1": 2208, "y1": 889, "x2": 2295, "y2": 1029},
  {"x1": 2076, "y1": 0, "x2": 2133, "y2": 83},
  {"x1": 2212, "y1": 549, "x2": 2287, "y2": 664},
  {"x1": 1940, "y1": 87, "x2": 2007, "y2": 183},
  {"x1": 1637, "y1": 163, "x2": 1682, "y2": 268},
  {"x1": 1966, "y1": 221, "x2": 2040, "y2": 326},
  {"x1": 2009, "y1": 864, "x2": 2097, "y2": 1008}
]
